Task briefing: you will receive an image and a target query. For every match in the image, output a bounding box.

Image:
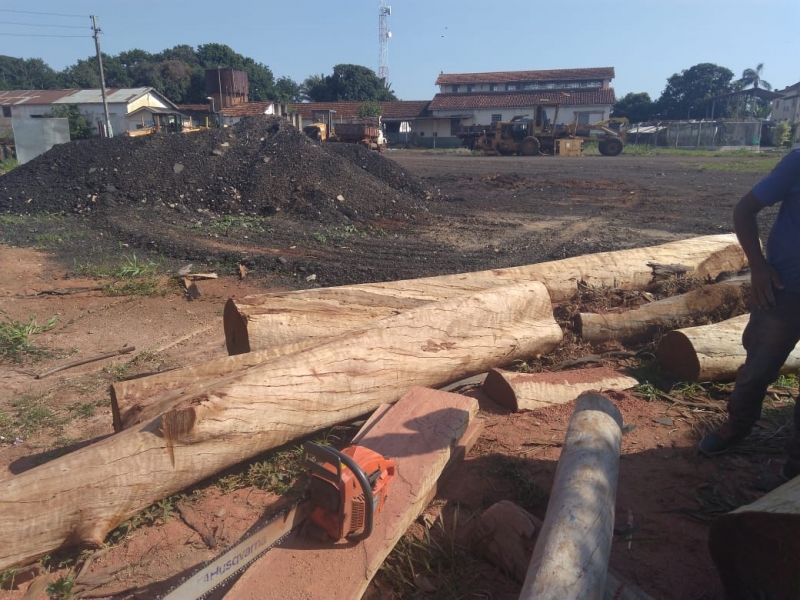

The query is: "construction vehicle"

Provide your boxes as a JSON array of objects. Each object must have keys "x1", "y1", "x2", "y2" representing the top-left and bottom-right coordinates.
[
  {"x1": 458, "y1": 102, "x2": 626, "y2": 157},
  {"x1": 303, "y1": 109, "x2": 387, "y2": 152}
]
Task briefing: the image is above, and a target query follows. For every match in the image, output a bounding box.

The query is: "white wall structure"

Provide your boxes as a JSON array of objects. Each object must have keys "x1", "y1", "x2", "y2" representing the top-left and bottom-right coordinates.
[
  {"x1": 772, "y1": 83, "x2": 800, "y2": 123},
  {"x1": 12, "y1": 117, "x2": 70, "y2": 164}
]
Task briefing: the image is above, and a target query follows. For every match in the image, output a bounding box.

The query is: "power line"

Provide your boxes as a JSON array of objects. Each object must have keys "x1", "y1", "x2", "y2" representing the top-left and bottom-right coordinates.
[
  {"x1": 0, "y1": 20, "x2": 89, "y2": 29},
  {"x1": 0, "y1": 8, "x2": 86, "y2": 19},
  {"x1": 0, "y1": 32, "x2": 90, "y2": 38}
]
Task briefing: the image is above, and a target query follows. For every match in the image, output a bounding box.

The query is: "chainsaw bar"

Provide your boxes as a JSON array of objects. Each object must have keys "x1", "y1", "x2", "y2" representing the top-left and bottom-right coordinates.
[{"x1": 161, "y1": 500, "x2": 308, "y2": 600}]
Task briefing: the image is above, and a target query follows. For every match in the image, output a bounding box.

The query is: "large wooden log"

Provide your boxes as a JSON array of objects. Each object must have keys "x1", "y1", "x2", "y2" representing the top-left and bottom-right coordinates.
[
  {"x1": 520, "y1": 394, "x2": 623, "y2": 600},
  {"x1": 482, "y1": 366, "x2": 638, "y2": 412},
  {"x1": 226, "y1": 387, "x2": 482, "y2": 599},
  {"x1": 578, "y1": 281, "x2": 746, "y2": 344},
  {"x1": 0, "y1": 281, "x2": 561, "y2": 570},
  {"x1": 225, "y1": 234, "x2": 744, "y2": 354},
  {"x1": 657, "y1": 314, "x2": 800, "y2": 382},
  {"x1": 709, "y1": 476, "x2": 800, "y2": 600}
]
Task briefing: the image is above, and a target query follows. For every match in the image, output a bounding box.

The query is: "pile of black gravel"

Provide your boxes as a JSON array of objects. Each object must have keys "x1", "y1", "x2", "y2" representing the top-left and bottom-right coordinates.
[{"x1": 0, "y1": 117, "x2": 432, "y2": 225}]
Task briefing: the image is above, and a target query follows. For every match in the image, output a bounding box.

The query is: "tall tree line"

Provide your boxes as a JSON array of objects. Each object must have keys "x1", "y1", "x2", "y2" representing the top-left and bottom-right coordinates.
[{"x1": 0, "y1": 44, "x2": 396, "y2": 104}]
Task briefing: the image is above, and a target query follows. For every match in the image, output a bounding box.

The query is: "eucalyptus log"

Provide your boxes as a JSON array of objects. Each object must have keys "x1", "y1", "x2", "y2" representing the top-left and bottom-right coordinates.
[
  {"x1": 482, "y1": 367, "x2": 638, "y2": 412},
  {"x1": 657, "y1": 314, "x2": 800, "y2": 382},
  {"x1": 578, "y1": 281, "x2": 746, "y2": 344},
  {"x1": 521, "y1": 394, "x2": 623, "y2": 600},
  {"x1": 225, "y1": 234, "x2": 744, "y2": 354},
  {"x1": 0, "y1": 281, "x2": 561, "y2": 570},
  {"x1": 709, "y1": 476, "x2": 800, "y2": 600}
]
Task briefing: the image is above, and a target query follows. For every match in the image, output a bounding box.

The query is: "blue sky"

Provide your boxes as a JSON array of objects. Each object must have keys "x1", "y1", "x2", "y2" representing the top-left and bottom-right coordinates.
[{"x1": 2, "y1": 0, "x2": 798, "y2": 101}]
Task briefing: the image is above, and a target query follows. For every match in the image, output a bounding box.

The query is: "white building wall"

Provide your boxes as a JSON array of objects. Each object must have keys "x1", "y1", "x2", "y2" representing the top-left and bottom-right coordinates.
[
  {"x1": 772, "y1": 94, "x2": 800, "y2": 122},
  {"x1": 431, "y1": 104, "x2": 611, "y2": 129}
]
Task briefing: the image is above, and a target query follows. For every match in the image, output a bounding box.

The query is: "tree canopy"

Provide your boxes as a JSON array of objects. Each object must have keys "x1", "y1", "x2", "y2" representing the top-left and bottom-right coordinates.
[
  {"x1": 655, "y1": 63, "x2": 735, "y2": 119},
  {"x1": 301, "y1": 64, "x2": 397, "y2": 102},
  {"x1": 612, "y1": 92, "x2": 655, "y2": 123}
]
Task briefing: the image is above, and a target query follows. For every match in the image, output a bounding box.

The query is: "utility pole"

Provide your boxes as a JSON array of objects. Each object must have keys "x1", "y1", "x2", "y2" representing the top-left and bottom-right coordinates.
[{"x1": 90, "y1": 15, "x2": 113, "y2": 138}]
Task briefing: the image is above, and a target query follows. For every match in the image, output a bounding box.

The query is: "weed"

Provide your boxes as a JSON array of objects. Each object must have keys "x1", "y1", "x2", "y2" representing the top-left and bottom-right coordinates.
[
  {"x1": 774, "y1": 374, "x2": 799, "y2": 390},
  {"x1": 312, "y1": 232, "x2": 327, "y2": 244},
  {"x1": 67, "y1": 401, "x2": 100, "y2": 419},
  {"x1": 0, "y1": 158, "x2": 18, "y2": 174},
  {"x1": 102, "y1": 278, "x2": 166, "y2": 297},
  {"x1": 695, "y1": 157, "x2": 781, "y2": 173},
  {"x1": 633, "y1": 382, "x2": 661, "y2": 402},
  {"x1": 0, "y1": 312, "x2": 57, "y2": 362},
  {"x1": 106, "y1": 494, "x2": 183, "y2": 543},
  {"x1": 115, "y1": 253, "x2": 158, "y2": 278},
  {"x1": 492, "y1": 455, "x2": 547, "y2": 512},
  {"x1": 208, "y1": 215, "x2": 269, "y2": 235},
  {"x1": 0, "y1": 394, "x2": 64, "y2": 441},
  {"x1": 380, "y1": 509, "x2": 482, "y2": 599},
  {"x1": 46, "y1": 572, "x2": 75, "y2": 599},
  {"x1": 0, "y1": 568, "x2": 19, "y2": 589}
]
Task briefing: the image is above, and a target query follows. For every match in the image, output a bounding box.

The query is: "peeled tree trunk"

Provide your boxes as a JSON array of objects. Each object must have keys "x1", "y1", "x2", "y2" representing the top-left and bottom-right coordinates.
[
  {"x1": 657, "y1": 314, "x2": 800, "y2": 382},
  {"x1": 521, "y1": 394, "x2": 623, "y2": 600},
  {"x1": 225, "y1": 234, "x2": 745, "y2": 354},
  {"x1": 578, "y1": 281, "x2": 746, "y2": 344},
  {"x1": 0, "y1": 281, "x2": 562, "y2": 570},
  {"x1": 709, "y1": 477, "x2": 800, "y2": 600}
]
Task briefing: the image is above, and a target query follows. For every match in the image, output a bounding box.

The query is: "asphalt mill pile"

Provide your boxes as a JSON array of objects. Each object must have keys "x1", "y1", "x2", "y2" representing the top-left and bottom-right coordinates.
[{"x1": 0, "y1": 117, "x2": 431, "y2": 225}]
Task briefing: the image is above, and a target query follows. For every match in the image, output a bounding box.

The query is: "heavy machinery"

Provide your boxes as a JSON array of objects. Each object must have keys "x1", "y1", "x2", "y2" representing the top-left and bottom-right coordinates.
[
  {"x1": 458, "y1": 103, "x2": 626, "y2": 157},
  {"x1": 303, "y1": 109, "x2": 387, "y2": 152}
]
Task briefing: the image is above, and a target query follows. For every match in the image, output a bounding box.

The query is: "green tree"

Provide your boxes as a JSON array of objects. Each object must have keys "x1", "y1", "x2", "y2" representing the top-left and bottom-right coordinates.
[
  {"x1": 0, "y1": 56, "x2": 60, "y2": 90},
  {"x1": 274, "y1": 76, "x2": 302, "y2": 103},
  {"x1": 656, "y1": 63, "x2": 735, "y2": 119},
  {"x1": 739, "y1": 63, "x2": 772, "y2": 90},
  {"x1": 44, "y1": 104, "x2": 92, "y2": 139},
  {"x1": 612, "y1": 92, "x2": 654, "y2": 122},
  {"x1": 302, "y1": 65, "x2": 397, "y2": 102},
  {"x1": 357, "y1": 101, "x2": 382, "y2": 117}
]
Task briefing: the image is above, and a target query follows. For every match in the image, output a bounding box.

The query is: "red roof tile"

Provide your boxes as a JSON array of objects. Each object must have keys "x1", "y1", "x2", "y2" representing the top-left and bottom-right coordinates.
[
  {"x1": 220, "y1": 101, "x2": 274, "y2": 117},
  {"x1": 289, "y1": 101, "x2": 430, "y2": 121},
  {"x1": 435, "y1": 67, "x2": 615, "y2": 86},
  {"x1": 428, "y1": 89, "x2": 616, "y2": 111}
]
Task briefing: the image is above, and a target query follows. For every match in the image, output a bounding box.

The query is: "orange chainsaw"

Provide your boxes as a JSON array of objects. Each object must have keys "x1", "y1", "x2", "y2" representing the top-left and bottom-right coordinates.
[{"x1": 162, "y1": 442, "x2": 396, "y2": 599}]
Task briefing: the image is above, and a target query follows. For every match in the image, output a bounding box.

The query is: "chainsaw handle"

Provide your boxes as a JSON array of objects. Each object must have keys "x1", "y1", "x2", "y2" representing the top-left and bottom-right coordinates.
[{"x1": 335, "y1": 450, "x2": 375, "y2": 541}]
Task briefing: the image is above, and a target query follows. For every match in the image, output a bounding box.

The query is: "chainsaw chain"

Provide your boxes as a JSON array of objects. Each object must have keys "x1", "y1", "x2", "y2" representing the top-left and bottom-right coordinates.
[{"x1": 158, "y1": 498, "x2": 302, "y2": 600}]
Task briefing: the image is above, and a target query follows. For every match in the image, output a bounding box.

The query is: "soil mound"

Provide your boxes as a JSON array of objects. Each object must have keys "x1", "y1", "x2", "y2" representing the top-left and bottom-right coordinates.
[{"x1": 0, "y1": 117, "x2": 430, "y2": 225}]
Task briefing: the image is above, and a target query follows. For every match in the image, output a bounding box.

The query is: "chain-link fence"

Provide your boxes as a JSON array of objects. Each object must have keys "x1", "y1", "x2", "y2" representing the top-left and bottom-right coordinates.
[{"x1": 625, "y1": 121, "x2": 764, "y2": 149}]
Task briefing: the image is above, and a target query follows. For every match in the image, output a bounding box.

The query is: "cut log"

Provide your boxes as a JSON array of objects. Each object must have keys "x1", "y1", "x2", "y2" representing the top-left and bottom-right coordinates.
[
  {"x1": 657, "y1": 314, "x2": 800, "y2": 382},
  {"x1": 521, "y1": 394, "x2": 623, "y2": 600},
  {"x1": 225, "y1": 234, "x2": 744, "y2": 354},
  {"x1": 709, "y1": 476, "x2": 800, "y2": 600},
  {"x1": 578, "y1": 281, "x2": 746, "y2": 344},
  {"x1": 476, "y1": 500, "x2": 655, "y2": 600},
  {"x1": 0, "y1": 281, "x2": 560, "y2": 570},
  {"x1": 482, "y1": 366, "x2": 638, "y2": 412},
  {"x1": 226, "y1": 387, "x2": 482, "y2": 600}
]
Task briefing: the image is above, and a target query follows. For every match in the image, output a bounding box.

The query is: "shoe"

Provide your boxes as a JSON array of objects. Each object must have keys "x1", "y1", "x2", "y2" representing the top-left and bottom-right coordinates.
[{"x1": 698, "y1": 423, "x2": 749, "y2": 456}]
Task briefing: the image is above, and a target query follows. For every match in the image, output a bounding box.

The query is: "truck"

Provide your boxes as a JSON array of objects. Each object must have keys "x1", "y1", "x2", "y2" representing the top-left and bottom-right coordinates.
[
  {"x1": 457, "y1": 102, "x2": 626, "y2": 157},
  {"x1": 302, "y1": 110, "x2": 386, "y2": 152}
]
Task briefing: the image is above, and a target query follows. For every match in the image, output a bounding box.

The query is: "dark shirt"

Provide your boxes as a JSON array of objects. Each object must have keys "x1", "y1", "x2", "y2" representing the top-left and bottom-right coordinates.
[{"x1": 752, "y1": 149, "x2": 800, "y2": 293}]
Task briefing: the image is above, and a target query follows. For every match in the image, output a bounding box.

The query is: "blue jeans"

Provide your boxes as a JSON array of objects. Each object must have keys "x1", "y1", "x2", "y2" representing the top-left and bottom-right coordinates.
[{"x1": 727, "y1": 289, "x2": 800, "y2": 464}]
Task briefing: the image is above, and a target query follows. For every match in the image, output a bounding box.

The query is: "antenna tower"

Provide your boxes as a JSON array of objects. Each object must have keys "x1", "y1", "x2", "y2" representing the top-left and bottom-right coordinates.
[{"x1": 378, "y1": 0, "x2": 391, "y2": 85}]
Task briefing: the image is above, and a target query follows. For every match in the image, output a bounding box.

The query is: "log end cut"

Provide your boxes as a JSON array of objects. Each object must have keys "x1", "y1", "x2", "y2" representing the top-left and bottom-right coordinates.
[
  {"x1": 482, "y1": 368, "x2": 519, "y2": 411},
  {"x1": 223, "y1": 298, "x2": 251, "y2": 355},
  {"x1": 656, "y1": 330, "x2": 701, "y2": 382}
]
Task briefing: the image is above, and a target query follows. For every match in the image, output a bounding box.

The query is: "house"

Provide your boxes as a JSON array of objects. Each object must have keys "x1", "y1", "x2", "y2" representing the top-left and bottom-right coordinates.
[
  {"x1": 0, "y1": 87, "x2": 181, "y2": 137},
  {"x1": 772, "y1": 82, "x2": 800, "y2": 124},
  {"x1": 417, "y1": 67, "x2": 617, "y2": 148}
]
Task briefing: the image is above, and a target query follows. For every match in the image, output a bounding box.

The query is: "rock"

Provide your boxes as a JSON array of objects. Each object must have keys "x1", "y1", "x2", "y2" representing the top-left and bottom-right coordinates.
[{"x1": 173, "y1": 163, "x2": 184, "y2": 174}]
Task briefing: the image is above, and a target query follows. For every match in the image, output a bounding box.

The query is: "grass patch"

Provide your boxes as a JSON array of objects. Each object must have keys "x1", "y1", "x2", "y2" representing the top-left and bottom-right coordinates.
[
  {"x1": 73, "y1": 253, "x2": 159, "y2": 279},
  {"x1": 0, "y1": 394, "x2": 65, "y2": 441},
  {"x1": 106, "y1": 494, "x2": 184, "y2": 544},
  {"x1": 694, "y1": 156, "x2": 782, "y2": 173},
  {"x1": 0, "y1": 312, "x2": 57, "y2": 362},
  {"x1": 207, "y1": 215, "x2": 271, "y2": 235},
  {"x1": 102, "y1": 278, "x2": 167, "y2": 297},
  {"x1": 379, "y1": 508, "x2": 483, "y2": 598},
  {"x1": 0, "y1": 158, "x2": 18, "y2": 175}
]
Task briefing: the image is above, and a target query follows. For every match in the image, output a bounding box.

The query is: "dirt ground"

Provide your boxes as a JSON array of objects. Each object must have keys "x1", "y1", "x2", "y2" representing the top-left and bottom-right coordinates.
[{"x1": 0, "y1": 149, "x2": 793, "y2": 600}]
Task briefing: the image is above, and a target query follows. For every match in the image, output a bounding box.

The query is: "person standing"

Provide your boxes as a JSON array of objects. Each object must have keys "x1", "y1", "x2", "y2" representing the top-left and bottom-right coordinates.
[{"x1": 699, "y1": 149, "x2": 800, "y2": 481}]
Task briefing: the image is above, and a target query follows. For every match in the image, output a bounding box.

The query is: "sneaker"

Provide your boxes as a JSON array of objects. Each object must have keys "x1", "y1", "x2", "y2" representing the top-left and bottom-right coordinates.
[{"x1": 698, "y1": 423, "x2": 749, "y2": 456}]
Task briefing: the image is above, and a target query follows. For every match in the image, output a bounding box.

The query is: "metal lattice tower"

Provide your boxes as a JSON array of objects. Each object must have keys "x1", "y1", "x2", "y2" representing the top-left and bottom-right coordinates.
[{"x1": 378, "y1": 0, "x2": 391, "y2": 84}]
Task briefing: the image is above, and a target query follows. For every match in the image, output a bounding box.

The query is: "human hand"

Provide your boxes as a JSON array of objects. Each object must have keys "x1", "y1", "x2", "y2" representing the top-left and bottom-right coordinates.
[{"x1": 750, "y1": 262, "x2": 784, "y2": 308}]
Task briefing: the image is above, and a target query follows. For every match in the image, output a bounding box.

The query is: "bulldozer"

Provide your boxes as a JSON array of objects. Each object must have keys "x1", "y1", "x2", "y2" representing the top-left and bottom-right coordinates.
[{"x1": 458, "y1": 102, "x2": 625, "y2": 157}]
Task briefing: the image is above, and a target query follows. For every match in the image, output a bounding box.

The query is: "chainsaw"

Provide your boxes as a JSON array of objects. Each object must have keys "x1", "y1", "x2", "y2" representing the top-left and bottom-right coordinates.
[{"x1": 162, "y1": 442, "x2": 396, "y2": 600}]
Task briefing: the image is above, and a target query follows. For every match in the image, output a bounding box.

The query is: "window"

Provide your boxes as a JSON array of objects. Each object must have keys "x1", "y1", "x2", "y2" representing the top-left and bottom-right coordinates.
[
  {"x1": 506, "y1": 84, "x2": 517, "y2": 91},
  {"x1": 489, "y1": 84, "x2": 498, "y2": 92},
  {"x1": 491, "y1": 114, "x2": 502, "y2": 123},
  {"x1": 450, "y1": 118, "x2": 461, "y2": 135},
  {"x1": 576, "y1": 111, "x2": 591, "y2": 125},
  {"x1": 1, "y1": 105, "x2": 10, "y2": 117},
  {"x1": 452, "y1": 85, "x2": 459, "y2": 93},
  {"x1": 467, "y1": 84, "x2": 475, "y2": 92}
]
